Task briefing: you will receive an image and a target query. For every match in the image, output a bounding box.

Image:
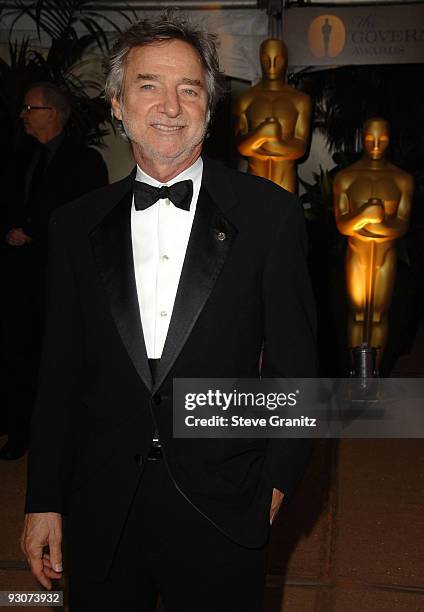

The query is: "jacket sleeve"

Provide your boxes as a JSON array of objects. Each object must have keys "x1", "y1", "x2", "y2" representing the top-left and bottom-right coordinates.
[
  {"x1": 261, "y1": 195, "x2": 318, "y2": 499},
  {"x1": 25, "y1": 211, "x2": 83, "y2": 514}
]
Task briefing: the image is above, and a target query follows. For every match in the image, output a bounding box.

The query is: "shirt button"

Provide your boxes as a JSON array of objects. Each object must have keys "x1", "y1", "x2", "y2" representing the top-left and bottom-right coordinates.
[
  {"x1": 162, "y1": 254, "x2": 169, "y2": 261},
  {"x1": 160, "y1": 311, "x2": 167, "y2": 317}
]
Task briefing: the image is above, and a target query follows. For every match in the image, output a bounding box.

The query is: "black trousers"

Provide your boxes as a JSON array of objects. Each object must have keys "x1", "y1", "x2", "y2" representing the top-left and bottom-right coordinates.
[{"x1": 68, "y1": 459, "x2": 267, "y2": 612}]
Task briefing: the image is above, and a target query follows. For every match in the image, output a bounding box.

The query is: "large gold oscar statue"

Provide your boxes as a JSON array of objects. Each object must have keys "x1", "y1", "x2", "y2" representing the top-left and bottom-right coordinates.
[
  {"x1": 233, "y1": 38, "x2": 311, "y2": 193},
  {"x1": 333, "y1": 117, "x2": 414, "y2": 371}
]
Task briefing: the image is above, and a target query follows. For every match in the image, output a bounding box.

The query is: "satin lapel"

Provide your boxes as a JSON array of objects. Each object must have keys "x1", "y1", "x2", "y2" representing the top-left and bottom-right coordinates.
[
  {"x1": 89, "y1": 186, "x2": 152, "y2": 391},
  {"x1": 154, "y1": 185, "x2": 237, "y2": 392}
]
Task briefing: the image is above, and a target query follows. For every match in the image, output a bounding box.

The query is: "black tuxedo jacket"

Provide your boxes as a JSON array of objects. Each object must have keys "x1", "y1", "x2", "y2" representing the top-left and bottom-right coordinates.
[{"x1": 26, "y1": 156, "x2": 317, "y2": 580}]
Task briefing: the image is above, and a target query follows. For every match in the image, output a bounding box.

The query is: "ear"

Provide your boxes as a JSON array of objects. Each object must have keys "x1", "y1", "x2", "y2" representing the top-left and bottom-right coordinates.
[
  {"x1": 50, "y1": 107, "x2": 60, "y2": 123},
  {"x1": 111, "y1": 96, "x2": 123, "y2": 121}
]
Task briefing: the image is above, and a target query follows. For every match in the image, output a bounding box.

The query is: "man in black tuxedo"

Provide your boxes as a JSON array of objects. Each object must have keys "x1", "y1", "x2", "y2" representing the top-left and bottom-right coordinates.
[
  {"x1": 21, "y1": 15, "x2": 317, "y2": 612},
  {"x1": 1, "y1": 83, "x2": 108, "y2": 459}
]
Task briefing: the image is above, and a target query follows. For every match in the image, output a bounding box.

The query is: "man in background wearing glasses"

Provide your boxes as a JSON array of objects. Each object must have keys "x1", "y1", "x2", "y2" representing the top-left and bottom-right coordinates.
[{"x1": 0, "y1": 82, "x2": 108, "y2": 460}]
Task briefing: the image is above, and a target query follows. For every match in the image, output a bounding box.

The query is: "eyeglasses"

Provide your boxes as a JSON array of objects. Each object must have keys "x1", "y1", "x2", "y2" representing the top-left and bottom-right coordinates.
[{"x1": 21, "y1": 104, "x2": 52, "y2": 112}]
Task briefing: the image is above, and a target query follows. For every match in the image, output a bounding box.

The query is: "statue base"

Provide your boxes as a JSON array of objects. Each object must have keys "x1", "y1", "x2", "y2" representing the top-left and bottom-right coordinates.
[
  {"x1": 341, "y1": 344, "x2": 381, "y2": 412},
  {"x1": 350, "y1": 344, "x2": 379, "y2": 378}
]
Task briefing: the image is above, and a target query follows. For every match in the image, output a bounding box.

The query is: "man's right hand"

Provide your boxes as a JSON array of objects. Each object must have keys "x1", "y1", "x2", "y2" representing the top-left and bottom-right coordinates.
[
  {"x1": 6, "y1": 227, "x2": 32, "y2": 246},
  {"x1": 21, "y1": 513, "x2": 63, "y2": 590}
]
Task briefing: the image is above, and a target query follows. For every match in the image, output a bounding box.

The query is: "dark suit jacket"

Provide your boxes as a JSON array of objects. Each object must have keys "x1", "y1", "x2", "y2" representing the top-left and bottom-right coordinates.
[
  {"x1": 25, "y1": 156, "x2": 317, "y2": 580},
  {"x1": 4, "y1": 135, "x2": 108, "y2": 251}
]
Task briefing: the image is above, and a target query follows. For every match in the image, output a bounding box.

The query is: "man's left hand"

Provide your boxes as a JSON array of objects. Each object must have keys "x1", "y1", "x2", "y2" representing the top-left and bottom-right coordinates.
[
  {"x1": 270, "y1": 488, "x2": 284, "y2": 524},
  {"x1": 6, "y1": 227, "x2": 32, "y2": 246}
]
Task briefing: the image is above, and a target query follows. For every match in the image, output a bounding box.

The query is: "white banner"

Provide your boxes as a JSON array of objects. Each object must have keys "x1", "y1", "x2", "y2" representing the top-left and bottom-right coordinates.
[
  {"x1": 0, "y1": 9, "x2": 268, "y2": 82},
  {"x1": 282, "y1": 5, "x2": 424, "y2": 67}
]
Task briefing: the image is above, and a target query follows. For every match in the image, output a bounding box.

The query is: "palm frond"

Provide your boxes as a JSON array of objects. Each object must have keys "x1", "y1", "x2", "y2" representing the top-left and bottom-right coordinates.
[
  {"x1": 1, "y1": 0, "x2": 128, "y2": 153},
  {"x1": 79, "y1": 17, "x2": 110, "y2": 52}
]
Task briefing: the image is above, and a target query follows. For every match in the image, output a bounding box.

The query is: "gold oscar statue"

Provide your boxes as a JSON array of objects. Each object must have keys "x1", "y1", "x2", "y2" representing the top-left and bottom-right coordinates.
[
  {"x1": 333, "y1": 117, "x2": 414, "y2": 371},
  {"x1": 233, "y1": 38, "x2": 311, "y2": 193}
]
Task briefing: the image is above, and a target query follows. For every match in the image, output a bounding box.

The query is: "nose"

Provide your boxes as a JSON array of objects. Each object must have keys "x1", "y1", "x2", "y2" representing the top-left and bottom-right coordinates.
[{"x1": 158, "y1": 87, "x2": 181, "y2": 118}]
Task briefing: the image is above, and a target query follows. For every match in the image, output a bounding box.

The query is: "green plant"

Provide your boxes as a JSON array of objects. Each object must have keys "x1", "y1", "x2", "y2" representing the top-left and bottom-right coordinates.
[
  {"x1": 0, "y1": 0, "x2": 133, "y2": 164},
  {"x1": 300, "y1": 167, "x2": 333, "y2": 220},
  {"x1": 300, "y1": 164, "x2": 346, "y2": 258}
]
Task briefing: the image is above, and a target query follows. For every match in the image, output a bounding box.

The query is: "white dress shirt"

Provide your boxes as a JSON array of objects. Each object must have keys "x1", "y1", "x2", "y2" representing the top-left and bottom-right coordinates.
[{"x1": 131, "y1": 157, "x2": 203, "y2": 358}]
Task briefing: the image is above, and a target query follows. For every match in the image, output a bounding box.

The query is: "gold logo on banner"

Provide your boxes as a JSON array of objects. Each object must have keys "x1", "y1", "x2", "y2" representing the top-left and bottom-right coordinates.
[{"x1": 308, "y1": 15, "x2": 346, "y2": 58}]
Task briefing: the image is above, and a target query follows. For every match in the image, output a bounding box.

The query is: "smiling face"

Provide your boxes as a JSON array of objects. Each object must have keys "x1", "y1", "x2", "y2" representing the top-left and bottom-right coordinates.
[
  {"x1": 363, "y1": 118, "x2": 390, "y2": 161},
  {"x1": 111, "y1": 39, "x2": 209, "y2": 178},
  {"x1": 260, "y1": 39, "x2": 288, "y2": 82}
]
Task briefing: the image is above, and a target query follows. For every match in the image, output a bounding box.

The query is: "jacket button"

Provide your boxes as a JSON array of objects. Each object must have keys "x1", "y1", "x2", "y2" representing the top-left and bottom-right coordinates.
[
  {"x1": 152, "y1": 394, "x2": 162, "y2": 406},
  {"x1": 134, "y1": 453, "x2": 143, "y2": 466}
]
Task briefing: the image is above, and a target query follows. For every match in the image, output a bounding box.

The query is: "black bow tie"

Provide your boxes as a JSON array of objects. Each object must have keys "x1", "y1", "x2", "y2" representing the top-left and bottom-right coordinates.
[{"x1": 134, "y1": 179, "x2": 193, "y2": 212}]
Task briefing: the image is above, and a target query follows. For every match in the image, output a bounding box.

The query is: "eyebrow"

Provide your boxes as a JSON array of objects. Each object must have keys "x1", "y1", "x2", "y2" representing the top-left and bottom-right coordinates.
[
  {"x1": 135, "y1": 73, "x2": 161, "y2": 82},
  {"x1": 180, "y1": 78, "x2": 203, "y2": 87},
  {"x1": 134, "y1": 74, "x2": 203, "y2": 88}
]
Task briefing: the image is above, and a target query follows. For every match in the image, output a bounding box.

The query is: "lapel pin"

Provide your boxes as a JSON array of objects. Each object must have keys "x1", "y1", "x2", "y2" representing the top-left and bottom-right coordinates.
[{"x1": 216, "y1": 231, "x2": 226, "y2": 241}]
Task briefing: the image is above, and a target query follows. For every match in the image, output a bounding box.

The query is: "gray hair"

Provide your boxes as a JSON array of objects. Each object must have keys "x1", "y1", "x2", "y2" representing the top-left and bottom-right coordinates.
[
  {"x1": 104, "y1": 11, "x2": 226, "y2": 115},
  {"x1": 28, "y1": 82, "x2": 71, "y2": 127}
]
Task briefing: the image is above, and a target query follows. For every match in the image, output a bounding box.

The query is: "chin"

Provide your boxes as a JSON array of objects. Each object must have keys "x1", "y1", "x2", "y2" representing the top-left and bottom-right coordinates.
[
  {"x1": 152, "y1": 141, "x2": 195, "y2": 160},
  {"x1": 155, "y1": 149, "x2": 191, "y2": 162}
]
